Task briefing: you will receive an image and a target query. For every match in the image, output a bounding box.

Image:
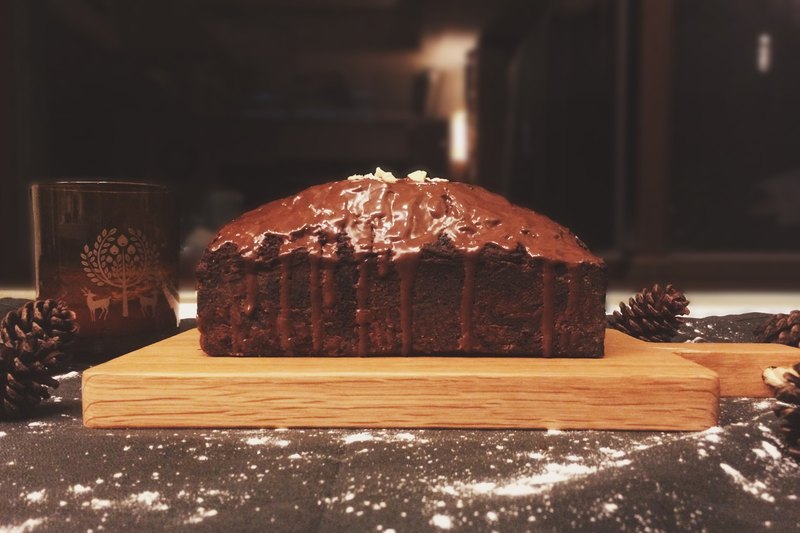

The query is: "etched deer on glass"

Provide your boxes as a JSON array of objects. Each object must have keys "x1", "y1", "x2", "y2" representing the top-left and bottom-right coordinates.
[
  {"x1": 138, "y1": 290, "x2": 158, "y2": 318},
  {"x1": 81, "y1": 287, "x2": 110, "y2": 322}
]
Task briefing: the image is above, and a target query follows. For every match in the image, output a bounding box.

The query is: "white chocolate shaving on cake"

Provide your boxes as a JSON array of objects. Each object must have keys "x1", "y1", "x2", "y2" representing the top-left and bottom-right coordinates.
[
  {"x1": 408, "y1": 170, "x2": 427, "y2": 182},
  {"x1": 374, "y1": 167, "x2": 398, "y2": 183},
  {"x1": 346, "y1": 167, "x2": 448, "y2": 184},
  {"x1": 347, "y1": 167, "x2": 397, "y2": 183}
]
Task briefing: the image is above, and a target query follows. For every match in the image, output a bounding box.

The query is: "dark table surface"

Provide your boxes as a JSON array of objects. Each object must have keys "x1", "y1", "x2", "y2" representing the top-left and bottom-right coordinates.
[{"x1": 1, "y1": 301, "x2": 799, "y2": 532}]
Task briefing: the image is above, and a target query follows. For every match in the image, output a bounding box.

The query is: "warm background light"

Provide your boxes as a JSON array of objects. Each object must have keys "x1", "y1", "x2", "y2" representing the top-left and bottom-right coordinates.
[{"x1": 449, "y1": 109, "x2": 468, "y2": 163}]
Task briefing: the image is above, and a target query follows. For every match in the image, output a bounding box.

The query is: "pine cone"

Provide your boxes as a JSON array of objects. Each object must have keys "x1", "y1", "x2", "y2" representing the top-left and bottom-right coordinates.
[
  {"x1": 1, "y1": 299, "x2": 79, "y2": 349},
  {"x1": 755, "y1": 310, "x2": 800, "y2": 348},
  {"x1": 0, "y1": 300, "x2": 78, "y2": 420},
  {"x1": 0, "y1": 342, "x2": 63, "y2": 420},
  {"x1": 609, "y1": 284, "x2": 690, "y2": 342},
  {"x1": 763, "y1": 364, "x2": 800, "y2": 460}
]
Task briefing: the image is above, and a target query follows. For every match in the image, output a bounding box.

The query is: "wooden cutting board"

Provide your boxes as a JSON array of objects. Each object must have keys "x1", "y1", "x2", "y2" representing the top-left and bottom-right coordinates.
[
  {"x1": 616, "y1": 333, "x2": 798, "y2": 397},
  {"x1": 83, "y1": 329, "x2": 723, "y2": 431}
]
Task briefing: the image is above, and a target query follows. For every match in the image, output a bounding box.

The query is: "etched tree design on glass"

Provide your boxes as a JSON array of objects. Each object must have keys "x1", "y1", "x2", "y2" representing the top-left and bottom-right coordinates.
[{"x1": 80, "y1": 228, "x2": 160, "y2": 317}]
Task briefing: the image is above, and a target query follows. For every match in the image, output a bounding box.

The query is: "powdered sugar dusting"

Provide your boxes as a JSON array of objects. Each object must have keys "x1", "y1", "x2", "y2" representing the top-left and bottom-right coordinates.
[
  {"x1": 25, "y1": 490, "x2": 46, "y2": 503},
  {"x1": 69, "y1": 484, "x2": 92, "y2": 495},
  {"x1": 439, "y1": 463, "x2": 600, "y2": 498},
  {"x1": 438, "y1": 462, "x2": 597, "y2": 496},
  {"x1": 129, "y1": 491, "x2": 168, "y2": 511},
  {"x1": 244, "y1": 436, "x2": 290, "y2": 447},
  {"x1": 760, "y1": 441, "x2": 782, "y2": 461},
  {"x1": 720, "y1": 464, "x2": 775, "y2": 502},
  {"x1": 343, "y1": 432, "x2": 374, "y2": 444},
  {"x1": 430, "y1": 514, "x2": 453, "y2": 529},
  {"x1": 341, "y1": 430, "x2": 430, "y2": 445},
  {"x1": 185, "y1": 507, "x2": 218, "y2": 524},
  {"x1": 0, "y1": 518, "x2": 45, "y2": 532},
  {"x1": 90, "y1": 498, "x2": 112, "y2": 510}
]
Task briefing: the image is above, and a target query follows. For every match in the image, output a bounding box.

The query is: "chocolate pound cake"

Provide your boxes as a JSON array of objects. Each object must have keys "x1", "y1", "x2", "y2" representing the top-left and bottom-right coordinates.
[{"x1": 197, "y1": 169, "x2": 606, "y2": 357}]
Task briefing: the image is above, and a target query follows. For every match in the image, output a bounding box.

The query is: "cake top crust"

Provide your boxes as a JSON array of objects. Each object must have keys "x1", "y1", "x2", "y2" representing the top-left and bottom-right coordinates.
[{"x1": 210, "y1": 173, "x2": 603, "y2": 265}]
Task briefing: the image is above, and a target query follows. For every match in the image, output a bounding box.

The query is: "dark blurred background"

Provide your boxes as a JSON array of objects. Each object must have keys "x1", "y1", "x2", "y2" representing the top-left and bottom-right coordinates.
[{"x1": 1, "y1": 0, "x2": 799, "y2": 289}]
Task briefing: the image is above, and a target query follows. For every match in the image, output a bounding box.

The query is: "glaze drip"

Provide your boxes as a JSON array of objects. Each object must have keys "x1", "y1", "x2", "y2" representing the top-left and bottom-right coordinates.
[
  {"x1": 356, "y1": 261, "x2": 370, "y2": 356},
  {"x1": 565, "y1": 264, "x2": 582, "y2": 350},
  {"x1": 541, "y1": 263, "x2": 555, "y2": 357},
  {"x1": 278, "y1": 255, "x2": 292, "y2": 354},
  {"x1": 377, "y1": 253, "x2": 391, "y2": 278},
  {"x1": 309, "y1": 252, "x2": 323, "y2": 353},
  {"x1": 395, "y1": 254, "x2": 420, "y2": 355},
  {"x1": 459, "y1": 253, "x2": 478, "y2": 352},
  {"x1": 244, "y1": 267, "x2": 257, "y2": 318},
  {"x1": 230, "y1": 300, "x2": 243, "y2": 354},
  {"x1": 322, "y1": 263, "x2": 336, "y2": 309}
]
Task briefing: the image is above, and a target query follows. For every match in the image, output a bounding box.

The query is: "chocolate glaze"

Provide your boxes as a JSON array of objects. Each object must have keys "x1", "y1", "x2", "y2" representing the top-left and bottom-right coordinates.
[
  {"x1": 211, "y1": 179, "x2": 601, "y2": 264},
  {"x1": 208, "y1": 177, "x2": 604, "y2": 356}
]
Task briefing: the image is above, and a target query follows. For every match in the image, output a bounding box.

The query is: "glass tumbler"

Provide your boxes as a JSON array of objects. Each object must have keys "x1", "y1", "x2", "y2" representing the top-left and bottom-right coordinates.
[{"x1": 31, "y1": 181, "x2": 179, "y2": 359}]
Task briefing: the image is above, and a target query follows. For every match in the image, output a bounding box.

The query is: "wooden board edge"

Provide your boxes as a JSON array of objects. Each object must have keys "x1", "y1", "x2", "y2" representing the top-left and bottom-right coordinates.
[
  {"x1": 82, "y1": 366, "x2": 719, "y2": 431},
  {"x1": 676, "y1": 352, "x2": 792, "y2": 397},
  {"x1": 606, "y1": 329, "x2": 798, "y2": 398}
]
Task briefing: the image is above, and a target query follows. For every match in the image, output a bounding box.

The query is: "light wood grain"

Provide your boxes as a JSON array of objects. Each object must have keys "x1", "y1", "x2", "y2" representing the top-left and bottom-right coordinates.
[
  {"x1": 609, "y1": 330, "x2": 800, "y2": 397},
  {"x1": 83, "y1": 329, "x2": 719, "y2": 430}
]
